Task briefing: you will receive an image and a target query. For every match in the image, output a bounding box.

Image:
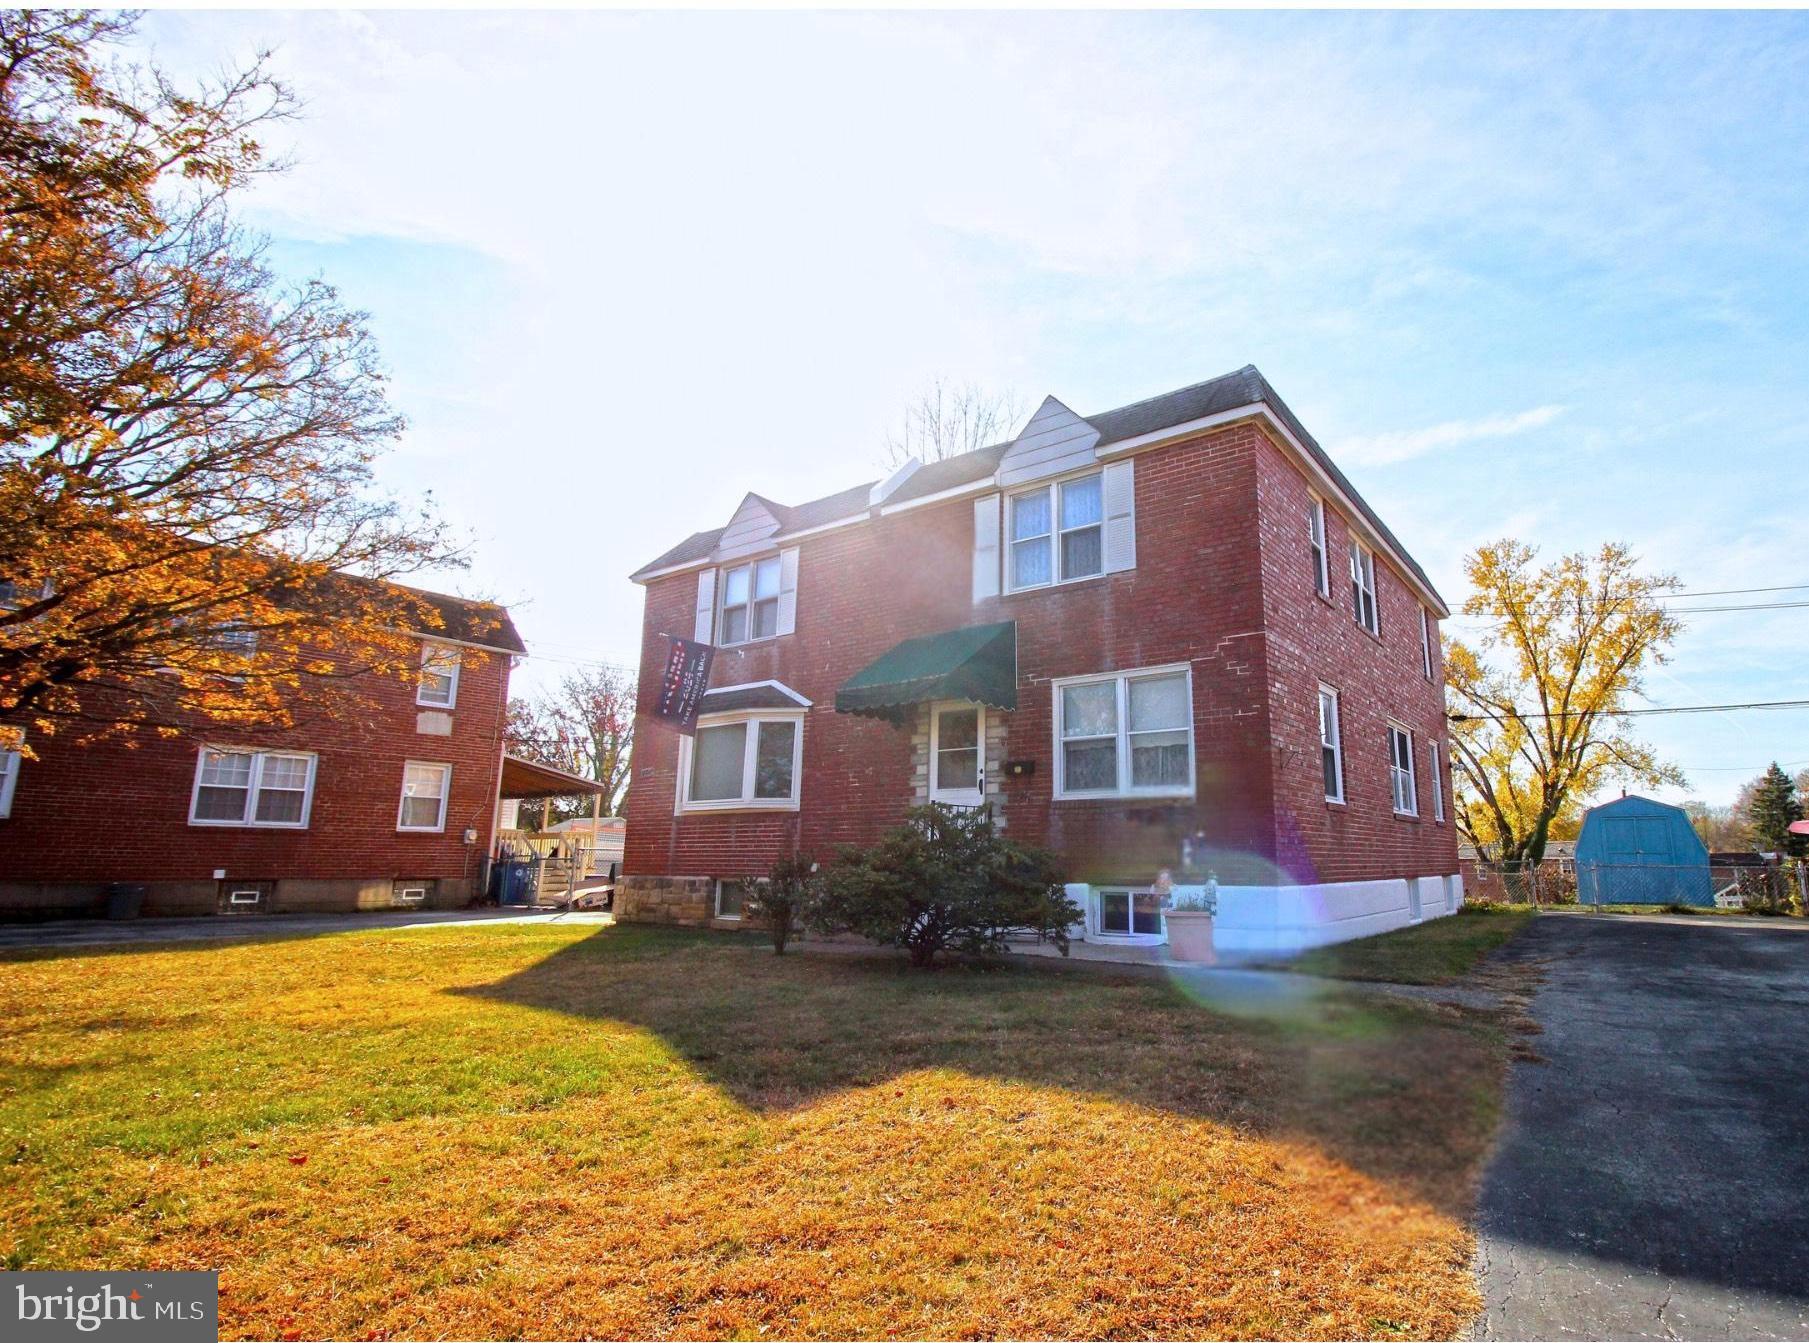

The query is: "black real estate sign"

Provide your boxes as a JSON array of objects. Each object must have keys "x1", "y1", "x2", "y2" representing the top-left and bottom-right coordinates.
[{"x1": 653, "y1": 636, "x2": 714, "y2": 734}]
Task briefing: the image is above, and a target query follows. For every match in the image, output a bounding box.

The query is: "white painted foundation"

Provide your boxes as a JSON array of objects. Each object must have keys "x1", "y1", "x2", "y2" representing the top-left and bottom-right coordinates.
[
  {"x1": 1209, "y1": 873, "x2": 1465, "y2": 955},
  {"x1": 1064, "y1": 874, "x2": 1465, "y2": 957}
]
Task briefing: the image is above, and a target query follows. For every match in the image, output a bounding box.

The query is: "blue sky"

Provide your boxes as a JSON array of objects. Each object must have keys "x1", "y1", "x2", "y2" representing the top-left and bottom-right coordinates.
[{"x1": 141, "y1": 9, "x2": 1809, "y2": 806}]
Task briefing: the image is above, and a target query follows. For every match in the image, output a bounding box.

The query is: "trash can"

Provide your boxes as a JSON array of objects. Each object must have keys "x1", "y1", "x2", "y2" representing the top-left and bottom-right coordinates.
[{"x1": 104, "y1": 882, "x2": 146, "y2": 921}]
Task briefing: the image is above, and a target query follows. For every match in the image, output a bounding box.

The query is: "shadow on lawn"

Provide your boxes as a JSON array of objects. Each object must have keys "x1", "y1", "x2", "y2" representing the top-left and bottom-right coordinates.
[{"x1": 452, "y1": 923, "x2": 1499, "y2": 1221}]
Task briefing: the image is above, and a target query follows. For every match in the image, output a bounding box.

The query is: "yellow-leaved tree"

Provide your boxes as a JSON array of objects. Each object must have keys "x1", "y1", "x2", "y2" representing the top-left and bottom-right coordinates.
[
  {"x1": 1, "y1": 12, "x2": 467, "y2": 751},
  {"x1": 1447, "y1": 540, "x2": 1684, "y2": 865}
]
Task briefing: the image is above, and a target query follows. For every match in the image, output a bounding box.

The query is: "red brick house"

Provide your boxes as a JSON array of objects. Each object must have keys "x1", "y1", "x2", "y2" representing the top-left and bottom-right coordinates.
[
  {"x1": 0, "y1": 588, "x2": 526, "y2": 919},
  {"x1": 620, "y1": 366, "x2": 1461, "y2": 953}
]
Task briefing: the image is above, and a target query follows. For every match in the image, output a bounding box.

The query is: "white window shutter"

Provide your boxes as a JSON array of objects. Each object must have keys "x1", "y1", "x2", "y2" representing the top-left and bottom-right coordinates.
[
  {"x1": 972, "y1": 494, "x2": 1001, "y2": 602},
  {"x1": 776, "y1": 546, "x2": 800, "y2": 636},
  {"x1": 693, "y1": 568, "x2": 717, "y2": 644},
  {"x1": 1102, "y1": 459, "x2": 1136, "y2": 573}
]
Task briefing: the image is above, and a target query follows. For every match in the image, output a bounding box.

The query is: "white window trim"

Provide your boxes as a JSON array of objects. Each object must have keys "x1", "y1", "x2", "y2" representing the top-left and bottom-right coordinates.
[
  {"x1": 397, "y1": 760, "x2": 453, "y2": 833},
  {"x1": 1387, "y1": 722, "x2": 1418, "y2": 817},
  {"x1": 676, "y1": 709, "x2": 806, "y2": 813},
  {"x1": 1308, "y1": 495, "x2": 1330, "y2": 598},
  {"x1": 714, "y1": 876, "x2": 762, "y2": 921},
  {"x1": 416, "y1": 644, "x2": 461, "y2": 709},
  {"x1": 1005, "y1": 467, "x2": 1106, "y2": 594},
  {"x1": 1420, "y1": 607, "x2": 1435, "y2": 681},
  {"x1": 1091, "y1": 886, "x2": 1168, "y2": 944},
  {"x1": 1430, "y1": 739, "x2": 1446, "y2": 822},
  {"x1": 1051, "y1": 663, "x2": 1195, "y2": 801},
  {"x1": 1350, "y1": 540, "x2": 1379, "y2": 635},
  {"x1": 1318, "y1": 685, "x2": 1344, "y2": 805},
  {"x1": 0, "y1": 747, "x2": 19, "y2": 818},
  {"x1": 716, "y1": 554, "x2": 783, "y2": 647},
  {"x1": 187, "y1": 747, "x2": 319, "y2": 829}
]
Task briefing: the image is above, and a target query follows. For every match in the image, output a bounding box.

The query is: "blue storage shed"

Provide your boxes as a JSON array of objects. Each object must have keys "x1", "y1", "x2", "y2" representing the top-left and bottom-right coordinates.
[{"x1": 1575, "y1": 795, "x2": 1712, "y2": 907}]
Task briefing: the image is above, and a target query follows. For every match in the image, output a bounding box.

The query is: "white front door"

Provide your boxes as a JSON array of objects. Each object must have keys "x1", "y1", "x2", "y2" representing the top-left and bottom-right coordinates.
[{"x1": 929, "y1": 702, "x2": 985, "y2": 807}]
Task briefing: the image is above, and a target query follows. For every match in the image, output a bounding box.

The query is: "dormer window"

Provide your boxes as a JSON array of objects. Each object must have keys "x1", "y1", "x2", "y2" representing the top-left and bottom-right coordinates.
[
  {"x1": 1008, "y1": 472, "x2": 1103, "y2": 591},
  {"x1": 720, "y1": 556, "x2": 781, "y2": 645}
]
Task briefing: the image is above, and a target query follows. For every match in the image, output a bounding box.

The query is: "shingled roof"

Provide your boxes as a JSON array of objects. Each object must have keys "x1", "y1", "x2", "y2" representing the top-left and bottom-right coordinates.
[{"x1": 631, "y1": 366, "x2": 1443, "y2": 608}]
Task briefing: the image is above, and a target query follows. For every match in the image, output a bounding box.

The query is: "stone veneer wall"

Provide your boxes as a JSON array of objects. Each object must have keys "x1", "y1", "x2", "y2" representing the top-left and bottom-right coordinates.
[
  {"x1": 907, "y1": 704, "x2": 1011, "y2": 826},
  {"x1": 615, "y1": 874, "x2": 713, "y2": 926}
]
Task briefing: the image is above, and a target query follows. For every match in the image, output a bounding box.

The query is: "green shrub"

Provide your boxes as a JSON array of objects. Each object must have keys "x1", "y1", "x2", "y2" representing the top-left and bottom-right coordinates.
[
  {"x1": 746, "y1": 855, "x2": 817, "y2": 954},
  {"x1": 811, "y1": 804, "x2": 1077, "y2": 967}
]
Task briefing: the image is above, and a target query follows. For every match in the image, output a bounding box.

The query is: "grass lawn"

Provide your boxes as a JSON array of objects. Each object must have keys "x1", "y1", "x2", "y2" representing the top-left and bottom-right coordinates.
[
  {"x1": 0, "y1": 922, "x2": 1506, "y2": 1340},
  {"x1": 1274, "y1": 905, "x2": 1536, "y2": 986}
]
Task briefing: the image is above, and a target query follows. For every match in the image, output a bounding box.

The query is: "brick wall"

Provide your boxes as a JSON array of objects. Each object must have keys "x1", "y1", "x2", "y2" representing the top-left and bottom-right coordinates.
[
  {"x1": 1250, "y1": 427, "x2": 1460, "y2": 885},
  {"x1": 0, "y1": 643, "x2": 511, "y2": 915},
  {"x1": 624, "y1": 419, "x2": 1456, "y2": 893}
]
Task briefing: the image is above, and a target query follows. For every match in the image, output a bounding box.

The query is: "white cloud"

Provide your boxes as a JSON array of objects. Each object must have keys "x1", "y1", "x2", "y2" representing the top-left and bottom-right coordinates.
[{"x1": 1335, "y1": 405, "x2": 1568, "y2": 468}]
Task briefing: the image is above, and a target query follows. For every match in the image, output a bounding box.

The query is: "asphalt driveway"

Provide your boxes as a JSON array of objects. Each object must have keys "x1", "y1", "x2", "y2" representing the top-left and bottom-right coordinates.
[{"x1": 1476, "y1": 913, "x2": 1809, "y2": 1340}]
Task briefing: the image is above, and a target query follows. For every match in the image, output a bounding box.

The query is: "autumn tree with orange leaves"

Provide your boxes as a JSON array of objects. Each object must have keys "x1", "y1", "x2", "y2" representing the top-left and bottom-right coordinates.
[
  {"x1": 1, "y1": 10, "x2": 465, "y2": 751},
  {"x1": 1446, "y1": 540, "x2": 1684, "y2": 866}
]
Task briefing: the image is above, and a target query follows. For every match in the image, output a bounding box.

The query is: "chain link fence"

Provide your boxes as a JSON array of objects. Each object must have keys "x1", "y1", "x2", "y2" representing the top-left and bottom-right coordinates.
[{"x1": 1467, "y1": 858, "x2": 1808, "y2": 914}]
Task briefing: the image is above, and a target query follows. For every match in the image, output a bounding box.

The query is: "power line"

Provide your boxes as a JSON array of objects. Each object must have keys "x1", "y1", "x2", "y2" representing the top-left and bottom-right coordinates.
[{"x1": 1450, "y1": 697, "x2": 1809, "y2": 723}]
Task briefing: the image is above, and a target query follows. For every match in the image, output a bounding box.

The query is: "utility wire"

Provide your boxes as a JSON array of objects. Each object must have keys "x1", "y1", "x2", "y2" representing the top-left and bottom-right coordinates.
[{"x1": 1449, "y1": 697, "x2": 1809, "y2": 723}]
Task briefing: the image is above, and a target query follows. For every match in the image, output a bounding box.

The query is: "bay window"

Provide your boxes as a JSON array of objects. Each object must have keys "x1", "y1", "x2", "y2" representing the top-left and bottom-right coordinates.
[
  {"x1": 190, "y1": 748, "x2": 317, "y2": 828},
  {"x1": 1054, "y1": 666, "x2": 1194, "y2": 799},
  {"x1": 680, "y1": 712, "x2": 804, "y2": 810}
]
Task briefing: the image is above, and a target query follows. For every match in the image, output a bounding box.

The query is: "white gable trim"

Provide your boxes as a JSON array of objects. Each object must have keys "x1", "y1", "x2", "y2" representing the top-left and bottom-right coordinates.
[
  {"x1": 997, "y1": 395, "x2": 1102, "y2": 488},
  {"x1": 634, "y1": 401, "x2": 1447, "y2": 617},
  {"x1": 701, "y1": 678, "x2": 814, "y2": 707},
  {"x1": 870, "y1": 458, "x2": 923, "y2": 507}
]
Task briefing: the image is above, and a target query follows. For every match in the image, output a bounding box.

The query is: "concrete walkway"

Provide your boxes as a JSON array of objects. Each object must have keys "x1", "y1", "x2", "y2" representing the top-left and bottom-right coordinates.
[
  {"x1": 1475, "y1": 914, "x2": 1809, "y2": 1340},
  {"x1": 0, "y1": 908, "x2": 610, "y2": 952}
]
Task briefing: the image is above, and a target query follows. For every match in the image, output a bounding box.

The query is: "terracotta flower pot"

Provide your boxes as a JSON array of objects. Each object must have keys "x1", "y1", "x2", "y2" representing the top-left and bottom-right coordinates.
[{"x1": 1165, "y1": 909, "x2": 1216, "y2": 964}]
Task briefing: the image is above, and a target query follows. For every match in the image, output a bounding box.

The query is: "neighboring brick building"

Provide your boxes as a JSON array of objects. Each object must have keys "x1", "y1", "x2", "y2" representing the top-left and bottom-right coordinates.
[
  {"x1": 0, "y1": 588, "x2": 525, "y2": 919},
  {"x1": 621, "y1": 366, "x2": 1461, "y2": 953}
]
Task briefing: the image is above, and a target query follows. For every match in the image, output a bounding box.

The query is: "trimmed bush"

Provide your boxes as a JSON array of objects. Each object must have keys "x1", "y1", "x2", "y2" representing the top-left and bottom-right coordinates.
[{"x1": 811, "y1": 804, "x2": 1077, "y2": 967}]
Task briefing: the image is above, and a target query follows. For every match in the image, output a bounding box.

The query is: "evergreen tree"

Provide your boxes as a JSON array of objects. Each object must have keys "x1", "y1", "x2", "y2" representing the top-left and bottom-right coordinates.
[{"x1": 1743, "y1": 762, "x2": 1805, "y2": 855}]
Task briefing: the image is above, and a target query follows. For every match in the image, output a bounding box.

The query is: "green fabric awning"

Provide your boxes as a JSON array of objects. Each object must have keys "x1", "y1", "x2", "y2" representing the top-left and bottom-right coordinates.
[{"x1": 835, "y1": 621, "x2": 1017, "y2": 723}]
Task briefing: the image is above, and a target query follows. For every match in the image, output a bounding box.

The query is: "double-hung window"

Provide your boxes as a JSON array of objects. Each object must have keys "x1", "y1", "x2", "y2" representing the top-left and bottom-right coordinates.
[
  {"x1": 190, "y1": 748, "x2": 317, "y2": 828},
  {"x1": 1350, "y1": 540, "x2": 1379, "y2": 635},
  {"x1": 1420, "y1": 607, "x2": 1435, "y2": 680},
  {"x1": 1009, "y1": 472, "x2": 1103, "y2": 590},
  {"x1": 1387, "y1": 724, "x2": 1417, "y2": 816},
  {"x1": 417, "y1": 645, "x2": 460, "y2": 708},
  {"x1": 0, "y1": 746, "x2": 19, "y2": 818},
  {"x1": 1318, "y1": 686, "x2": 1344, "y2": 803},
  {"x1": 1308, "y1": 497, "x2": 1330, "y2": 597},
  {"x1": 681, "y1": 713, "x2": 803, "y2": 810},
  {"x1": 398, "y1": 761, "x2": 452, "y2": 831},
  {"x1": 719, "y1": 556, "x2": 781, "y2": 645},
  {"x1": 1054, "y1": 666, "x2": 1193, "y2": 799},
  {"x1": 1429, "y1": 740, "x2": 1446, "y2": 822}
]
